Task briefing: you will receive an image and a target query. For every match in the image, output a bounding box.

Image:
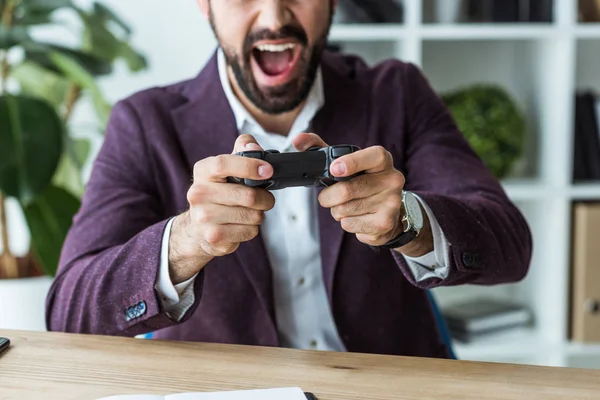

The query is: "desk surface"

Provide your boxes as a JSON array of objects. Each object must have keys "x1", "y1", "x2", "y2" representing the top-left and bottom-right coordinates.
[{"x1": 2, "y1": 330, "x2": 600, "y2": 400}]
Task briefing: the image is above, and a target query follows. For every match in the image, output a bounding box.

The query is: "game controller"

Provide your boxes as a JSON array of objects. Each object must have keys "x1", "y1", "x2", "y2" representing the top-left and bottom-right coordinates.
[{"x1": 226, "y1": 145, "x2": 362, "y2": 190}]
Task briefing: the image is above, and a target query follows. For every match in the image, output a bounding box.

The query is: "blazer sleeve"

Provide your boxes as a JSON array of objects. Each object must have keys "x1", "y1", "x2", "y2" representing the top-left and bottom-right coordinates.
[
  {"x1": 392, "y1": 63, "x2": 533, "y2": 289},
  {"x1": 45, "y1": 99, "x2": 204, "y2": 336}
]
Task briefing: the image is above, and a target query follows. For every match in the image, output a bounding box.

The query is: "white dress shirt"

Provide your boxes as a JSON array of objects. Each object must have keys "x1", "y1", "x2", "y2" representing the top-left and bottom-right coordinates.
[{"x1": 154, "y1": 49, "x2": 450, "y2": 351}]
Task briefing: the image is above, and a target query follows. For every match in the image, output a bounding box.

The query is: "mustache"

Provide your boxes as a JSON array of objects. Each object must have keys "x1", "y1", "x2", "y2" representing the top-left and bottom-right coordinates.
[{"x1": 244, "y1": 25, "x2": 308, "y2": 55}]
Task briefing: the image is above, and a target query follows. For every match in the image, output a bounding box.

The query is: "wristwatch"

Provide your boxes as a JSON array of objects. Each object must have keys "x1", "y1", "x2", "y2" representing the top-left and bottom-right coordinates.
[{"x1": 378, "y1": 190, "x2": 424, "y2": 249}]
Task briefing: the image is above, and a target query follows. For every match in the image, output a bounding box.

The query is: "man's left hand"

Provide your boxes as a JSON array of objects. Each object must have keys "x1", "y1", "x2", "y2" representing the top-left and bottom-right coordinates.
[{"x1": 294, "y1": 133, "x2": 422, "y2": 250}]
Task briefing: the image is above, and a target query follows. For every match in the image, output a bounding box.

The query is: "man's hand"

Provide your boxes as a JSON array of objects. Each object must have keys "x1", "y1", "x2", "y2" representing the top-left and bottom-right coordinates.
[
  {"x1": 294, "y1": 133, "x2": 433, "y2": 257},
  {"x1": 168, "y1": 134, "x2": 275, "y2": 284}
]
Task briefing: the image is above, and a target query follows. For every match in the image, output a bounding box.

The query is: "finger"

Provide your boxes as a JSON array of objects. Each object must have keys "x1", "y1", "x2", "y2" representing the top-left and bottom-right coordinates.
[
  {"x1": 191, "y1": 204, "x2": 265, "y2": 226},
  {"x1": 331, "y1": 198, "x2": 377, "y2": 221},
  {"x1": 340, "y1": 212, "x2": 397, "y2": 237},
  {"x1": 292, "y1": 132, "x2": 329, "y2": 152},
  {"x1": 233, "y1": 134, "x2": 263, "y2": 154},
  {"x1": 356, "y1": 233, "x2": 386, "y2": 247},
  {"x1": 318, "y1": 174, "x2": 389, "y2": 208},
  {"x1": 203, "y1": 225, "x2": 260, "y2": 255},
  {"x1": 194, "y1": 154, "x2": 273, "y2": 182},
  {"x1": 330, "y1": 146, "x2": 393, "y2": 177},
  {"x1": 330, "y1": 190, "x2": 403, "y2": 221},
  {"x1": 188, "y1": 183, "x2": 275, "y2": 211}
]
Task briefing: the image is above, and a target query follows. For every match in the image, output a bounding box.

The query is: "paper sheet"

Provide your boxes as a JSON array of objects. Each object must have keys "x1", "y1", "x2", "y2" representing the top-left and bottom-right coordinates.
[{"x1": 98, "y1": 387, "x2": 308, "y2": 400}]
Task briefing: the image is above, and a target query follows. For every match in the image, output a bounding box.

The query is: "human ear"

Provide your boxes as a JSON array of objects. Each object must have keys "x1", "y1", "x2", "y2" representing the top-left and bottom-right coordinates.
[{"x1": 197, "y1": 0, "x2": 209, "y2": 18}]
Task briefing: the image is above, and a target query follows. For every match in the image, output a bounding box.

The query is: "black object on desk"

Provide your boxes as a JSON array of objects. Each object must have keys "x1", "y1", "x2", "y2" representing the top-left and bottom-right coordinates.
[
  {"x1": 304, "y1": 393, "x2": 318, "y2": 400},
  {"x1": 0, "y1": 337, "x2": 10, "y2": 355}
]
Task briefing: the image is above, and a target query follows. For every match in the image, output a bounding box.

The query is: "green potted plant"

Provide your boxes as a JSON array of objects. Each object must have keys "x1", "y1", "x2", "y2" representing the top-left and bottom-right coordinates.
[
  {"x1": 441, "y1": 84, "x2": 527, "y2": 180},
  {"x1": 0, "y1": 0, "x2": 146, "y2": 330}
]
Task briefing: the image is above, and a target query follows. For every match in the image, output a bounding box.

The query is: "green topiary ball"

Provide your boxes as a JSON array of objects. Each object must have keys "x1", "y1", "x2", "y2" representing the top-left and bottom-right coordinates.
[{"x1": 441, "y1": 84, "x2": 527, "y2": 179}]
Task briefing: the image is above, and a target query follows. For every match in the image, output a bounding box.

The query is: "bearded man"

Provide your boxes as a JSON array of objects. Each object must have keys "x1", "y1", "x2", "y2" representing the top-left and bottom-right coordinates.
[{"x1": 47, "y1": 0, "x2": 532, "y2": 359}]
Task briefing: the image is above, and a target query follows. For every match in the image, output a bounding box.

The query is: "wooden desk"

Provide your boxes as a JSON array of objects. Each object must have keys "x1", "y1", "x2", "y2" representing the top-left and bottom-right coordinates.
[{"x1": 1, "y1": 330, "x2": 600, "y2": 400}]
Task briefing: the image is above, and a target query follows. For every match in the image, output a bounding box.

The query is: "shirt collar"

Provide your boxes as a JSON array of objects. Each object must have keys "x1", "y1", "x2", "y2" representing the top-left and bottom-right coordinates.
[{"x1": 217, "y1": 47, "x2": 324, "y2": 137}]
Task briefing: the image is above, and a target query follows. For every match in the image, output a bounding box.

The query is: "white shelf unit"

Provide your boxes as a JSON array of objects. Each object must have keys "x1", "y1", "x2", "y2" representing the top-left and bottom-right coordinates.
[{"x1": 329, "y1": 0, "x2": 600, "y2": 369}]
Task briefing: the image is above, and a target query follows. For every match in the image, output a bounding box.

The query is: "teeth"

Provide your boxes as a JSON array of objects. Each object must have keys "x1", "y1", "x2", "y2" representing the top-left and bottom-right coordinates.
[{"x1": 256, "y1": 43, "x2": 296, "y2": 52}]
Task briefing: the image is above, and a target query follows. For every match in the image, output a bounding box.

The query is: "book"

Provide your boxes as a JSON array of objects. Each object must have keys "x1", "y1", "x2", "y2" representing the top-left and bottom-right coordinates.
[
  {"x1": 570, "y1": 203, "x2": 600, "y2": 343},
  {"x1": 442, "y1": 298, "x2": 532, "y2": 334},
  {"x1": 334, "y1": 0, "x2": 403, "y2": 23},
  {"x1": 464, "y1": 0, "x2": 553, "y2": 23},
  {"x1": 97, "y1": 387, "x2": 316, "y2": 400},
  {"x1": 573, "y1": 91, "x2": 600, "y2": 181}
]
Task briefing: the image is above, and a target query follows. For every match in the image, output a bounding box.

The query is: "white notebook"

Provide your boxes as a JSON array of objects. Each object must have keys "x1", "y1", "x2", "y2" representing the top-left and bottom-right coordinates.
[{"x1": 98, "y1": 387, "x2": 313, "y2": 400}]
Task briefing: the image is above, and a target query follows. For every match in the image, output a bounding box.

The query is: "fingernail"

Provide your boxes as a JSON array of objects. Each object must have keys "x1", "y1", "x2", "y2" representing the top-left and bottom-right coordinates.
[
  {"x1": 246, "y1": 143, "x2": 261, "y2": 150},
  {"x1": 258, "y1": 164, "x2": 271, "y2": 177},
  {"x1": 332, "y1": 162, "x2": 346, "y2": 176}
]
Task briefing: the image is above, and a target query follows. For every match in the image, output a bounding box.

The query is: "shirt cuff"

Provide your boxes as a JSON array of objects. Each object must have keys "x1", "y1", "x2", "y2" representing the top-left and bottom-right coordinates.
[
  {"x1": 155, "y1": 217, "x2": 198, "y2": 321},
  {"x1": 401, "y1": 194, "x2": 451, "y2": 282}
]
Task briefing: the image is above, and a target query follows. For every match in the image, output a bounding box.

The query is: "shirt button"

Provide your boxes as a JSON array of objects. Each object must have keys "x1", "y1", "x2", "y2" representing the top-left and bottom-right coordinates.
[
  {"x1": 310, "y1": 339, "x2": 318, "y2": 348},
  {"x1": 290, "y1": 214, "x2": 297, "y2": 222},
  {"x1": 298, "y1": 277, "x2": 305, "y2": 286}
]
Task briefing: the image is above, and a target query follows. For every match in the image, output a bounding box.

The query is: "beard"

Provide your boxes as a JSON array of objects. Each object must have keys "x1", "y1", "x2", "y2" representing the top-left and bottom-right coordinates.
[{"x1": 209, "y1": 8, "x2": 333, "y2": 115}]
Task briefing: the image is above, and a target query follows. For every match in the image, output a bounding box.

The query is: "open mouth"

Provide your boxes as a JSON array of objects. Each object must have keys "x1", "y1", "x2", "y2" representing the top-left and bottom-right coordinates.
[{"x1": 251, "y1": 41, "x2": 302, "y2": 86}]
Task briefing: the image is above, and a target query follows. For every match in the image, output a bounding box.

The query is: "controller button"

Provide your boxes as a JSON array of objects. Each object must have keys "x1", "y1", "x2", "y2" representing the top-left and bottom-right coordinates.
[
  {"x1": 241, "y1": 151, "x2": 264, "y2": 158},
  {"x1": 332, "y1": 146, "x2": 351, "y2": 159}
]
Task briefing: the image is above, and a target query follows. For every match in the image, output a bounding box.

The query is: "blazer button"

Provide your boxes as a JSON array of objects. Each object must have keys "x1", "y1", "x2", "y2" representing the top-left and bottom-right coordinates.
[
  {"x1": 138, "y1": 301, "x2": 147, "y2": 316},
  {"x1": 462, "y1": 252, "x2": 480, "y2": 268}
]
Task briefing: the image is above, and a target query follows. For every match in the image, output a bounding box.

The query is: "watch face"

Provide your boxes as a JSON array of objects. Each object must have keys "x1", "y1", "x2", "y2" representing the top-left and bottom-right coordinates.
[{"x1": 404, "y1": 192, "x2": 424, "y2": 230}]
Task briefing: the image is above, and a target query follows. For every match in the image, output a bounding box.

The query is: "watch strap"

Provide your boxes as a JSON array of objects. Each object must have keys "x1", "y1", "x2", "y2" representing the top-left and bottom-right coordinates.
[{"x1": 378, "y1": 229, "x2": 418, "y2": 249}]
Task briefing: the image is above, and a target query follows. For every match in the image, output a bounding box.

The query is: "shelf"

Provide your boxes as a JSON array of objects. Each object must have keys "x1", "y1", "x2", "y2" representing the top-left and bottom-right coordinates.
[
  {"x1": 565, "y1": 341, "x2": 600, "y2": 357},
  {"x1": 329, "y1": 24, "x2": 564, "y2": 42},
  {"x1": 453, "y1": 328, "x2": 559, "y2": 363},
  {"x1": 575, "y1": 24, "x2": 600, "y2": 38},
  {"x1": 501, "y1": 179, "x2": 548, "y2": 201},
  {"x1": 570, "y1": 183, "x2": 600, "y2": 200},
  {"x1": 329, "y1": 24, "x2": 405, "y2": 41},
  {"x1": 420, "y1": 24, "x2": 558, "y2": 40}
]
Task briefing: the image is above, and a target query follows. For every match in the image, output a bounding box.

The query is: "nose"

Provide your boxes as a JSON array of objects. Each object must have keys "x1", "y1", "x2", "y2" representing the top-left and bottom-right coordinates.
[{"x1": 256, "y1": 0, "x2": 291, "y2": 32}]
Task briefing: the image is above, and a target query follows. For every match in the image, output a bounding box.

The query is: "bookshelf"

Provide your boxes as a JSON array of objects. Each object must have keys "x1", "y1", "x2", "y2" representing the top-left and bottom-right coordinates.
[{"x1": 329, "y1": 0, "x2": 600, "y2": 368}]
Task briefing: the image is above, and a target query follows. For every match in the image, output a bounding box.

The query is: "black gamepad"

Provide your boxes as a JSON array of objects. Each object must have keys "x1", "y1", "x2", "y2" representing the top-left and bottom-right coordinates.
[{"x1": 226, "y1": 145, "x2": 362, "y2": 190}]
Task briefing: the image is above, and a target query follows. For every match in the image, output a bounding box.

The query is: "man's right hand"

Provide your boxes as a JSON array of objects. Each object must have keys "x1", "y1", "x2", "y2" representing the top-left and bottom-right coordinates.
[{"x1": 168, "y1": 134, "x2": 275, "y2": 284}]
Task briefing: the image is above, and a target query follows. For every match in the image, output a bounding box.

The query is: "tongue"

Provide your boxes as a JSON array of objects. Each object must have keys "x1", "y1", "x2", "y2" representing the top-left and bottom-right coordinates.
[{"x1": 256, "y1": 49, "x2": 293, "y2": 76}]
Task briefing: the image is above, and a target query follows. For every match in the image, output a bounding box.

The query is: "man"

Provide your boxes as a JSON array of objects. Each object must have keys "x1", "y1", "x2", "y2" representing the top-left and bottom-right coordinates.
[{"x1": 46, "y1": 0, "x2": 532, "y2": 359}]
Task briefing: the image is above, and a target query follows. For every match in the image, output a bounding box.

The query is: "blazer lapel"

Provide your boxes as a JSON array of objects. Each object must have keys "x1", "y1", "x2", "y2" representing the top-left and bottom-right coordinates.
[
  {"x1": 311, "y1": 51, "x2": 371, "y2": 301},
  {"x1": 170, "y1": 52, "x2": 276, "y2": 326}
]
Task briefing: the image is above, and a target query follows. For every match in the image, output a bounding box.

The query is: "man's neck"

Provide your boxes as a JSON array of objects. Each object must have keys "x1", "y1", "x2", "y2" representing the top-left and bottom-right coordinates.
[{"x1": 227, "y1": 68, "x2": 303, "y2": 136}]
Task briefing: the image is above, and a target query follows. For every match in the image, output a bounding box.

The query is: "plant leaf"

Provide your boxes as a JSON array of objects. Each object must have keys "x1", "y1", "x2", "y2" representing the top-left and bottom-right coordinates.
[
  {"x1": 70, "y1": 137, "x2": 91, "y2": 169},
  {"x1": 11, "y1": 61, "x2": 70, "y2": 106},
  {"x1": 48, "y1": 51, "x2": 111, "y2": 126},
  {"x1": 0, "y1": 26, "x2": 29, "y2": 49},
  {"x1": 92, "y1": 2, "x2": 132, "y2": 35},
  {"x1": 23, "y1": 0, "x2": 73, "y2": 11},
  {"x1": 0, "y1": 95, "x2": 64, "y2": 203},
  {"x1": 52, "y1": 137, "x2": 90, "y2": 197},
  {"x1": 119, "y1": 42, "x2": 147, "y2": 72},
  {"x1": 82, "y1": 18, "x2": 122, "y2": 61},
  {"x1": 23, "y1": 184, "x2": 80, "y2": 277},
  {"x1": 24, "y1": 42, "x2": 113, "y2": 76},
  {"x1": 15, "y1": 11, "x2": 53, "y2": 26}
]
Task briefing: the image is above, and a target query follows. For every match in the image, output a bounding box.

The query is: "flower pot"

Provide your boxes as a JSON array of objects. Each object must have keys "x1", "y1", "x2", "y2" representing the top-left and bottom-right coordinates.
[
  {"x1": 0, "y1": 275, "x2": 53, "y2": 331},
  {"x1": 0, "y1": 255, "x2": 52, "y2": 331}
]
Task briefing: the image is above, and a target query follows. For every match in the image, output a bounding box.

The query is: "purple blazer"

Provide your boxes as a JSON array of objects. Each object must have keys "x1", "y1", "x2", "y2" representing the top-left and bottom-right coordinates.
[{"x1": 46, "y1": 50, "x2": 532, "y2": 359}]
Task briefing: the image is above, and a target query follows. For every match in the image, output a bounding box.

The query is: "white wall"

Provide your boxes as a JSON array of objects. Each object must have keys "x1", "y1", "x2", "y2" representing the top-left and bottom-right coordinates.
[
  {"x1": 96, "y1": 0, "x2": 217, "y2": 102},
  {"x1": 2, "y1": 1, "x2": 217, "y2": 256}
]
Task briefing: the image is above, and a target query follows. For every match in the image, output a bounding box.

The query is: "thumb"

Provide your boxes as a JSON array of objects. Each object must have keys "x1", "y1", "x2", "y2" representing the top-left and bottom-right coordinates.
[
  {"x1": 293, "y1": 132, "x2": 329, "y2": 152},
  {"x1": 232, "y1": 134, "x2": 263, "y2": 154}
]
